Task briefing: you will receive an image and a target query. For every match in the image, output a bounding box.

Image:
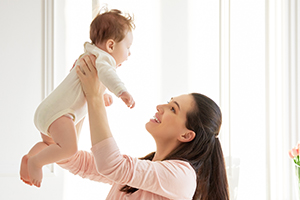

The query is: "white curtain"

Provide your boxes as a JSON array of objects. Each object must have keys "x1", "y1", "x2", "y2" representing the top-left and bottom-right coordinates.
[
  {"x1": 220, "y1": 0, "x2": 300, "y2": 199},
  {"x1": 266, "y1": 0, "x2": 300, "y2": 199}
]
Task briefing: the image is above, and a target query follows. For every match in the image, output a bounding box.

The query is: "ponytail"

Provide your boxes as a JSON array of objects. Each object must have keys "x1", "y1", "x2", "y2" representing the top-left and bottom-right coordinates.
[
  {"x1": 187, "y1": 93, "x2": 229, "y2": 200},
  {"x1": 193, "y1": 137, "x2": 229, "y2": 200},
  {"x1": 211, "y1": 138, "x2": 229, "y2": 199}
]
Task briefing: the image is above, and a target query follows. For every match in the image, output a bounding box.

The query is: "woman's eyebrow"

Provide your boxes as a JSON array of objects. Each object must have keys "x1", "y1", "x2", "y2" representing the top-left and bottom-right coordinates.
[
  {"x1": 170, "y1": 98, "x2": 180, "y2": 110},
  {"x1": 174, "y1": 101, "x2": 180, "y2": 110}
]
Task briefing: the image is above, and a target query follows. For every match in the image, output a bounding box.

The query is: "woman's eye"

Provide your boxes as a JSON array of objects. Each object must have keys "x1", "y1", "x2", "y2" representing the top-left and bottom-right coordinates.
[
  {"x1": 171, "y1": 107, "x2": 175, "y2": 113},
  {"x1": 167, "y1": 101, "x2": 175, "y2": 113}
]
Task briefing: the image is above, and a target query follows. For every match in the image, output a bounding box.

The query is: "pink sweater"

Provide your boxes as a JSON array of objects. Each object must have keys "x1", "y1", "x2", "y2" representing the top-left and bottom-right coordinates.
[{"x1": 58, "y1": 137, "x2": 196, "y2": 200}]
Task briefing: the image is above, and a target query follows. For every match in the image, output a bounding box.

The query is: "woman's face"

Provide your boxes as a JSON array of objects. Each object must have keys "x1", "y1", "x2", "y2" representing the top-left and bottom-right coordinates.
[{"x1": 145, "y1": 94, "x2": 195, "y2": 144}]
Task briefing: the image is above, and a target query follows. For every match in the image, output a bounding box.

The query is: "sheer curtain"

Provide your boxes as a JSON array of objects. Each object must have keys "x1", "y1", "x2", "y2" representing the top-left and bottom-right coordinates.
[
  {"x1": 220, "y1": 0, "x2": 299, "y2": 199},
  {"x1": 266, "y1": 0, "x2": 299, "y2": 199}
]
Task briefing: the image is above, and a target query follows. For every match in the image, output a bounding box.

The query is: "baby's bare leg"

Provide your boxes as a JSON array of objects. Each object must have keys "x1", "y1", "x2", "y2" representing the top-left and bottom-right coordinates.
[
  {"x1": 28, "y1": 116, "x2": 77, "y2": 187},
  {"x1": 20, "y1": 133, "x2": 55, "y2": 185}
]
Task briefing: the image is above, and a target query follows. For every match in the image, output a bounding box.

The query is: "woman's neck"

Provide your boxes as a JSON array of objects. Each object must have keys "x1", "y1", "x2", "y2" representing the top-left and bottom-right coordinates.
[{"x1": 153, "y1": 140, "x2": 180, "y2": 161}]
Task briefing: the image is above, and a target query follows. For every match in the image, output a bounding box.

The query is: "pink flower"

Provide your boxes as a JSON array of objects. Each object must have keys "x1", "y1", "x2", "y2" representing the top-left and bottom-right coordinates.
[{"x1": 289, "y1": 143, "x2": 300, "y2": 159}]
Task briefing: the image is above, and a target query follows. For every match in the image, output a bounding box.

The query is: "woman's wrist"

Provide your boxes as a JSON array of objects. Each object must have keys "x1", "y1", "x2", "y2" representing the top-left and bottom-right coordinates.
[
  {"x1": 87, "y1": 98, "x2": 105, "y2": 113},
  {"x1": 86, "y1": 93, "x2": 104, "y2": 105},
  {"x1": 87, "y1": 93, "x2": 112, "y2": 145}
]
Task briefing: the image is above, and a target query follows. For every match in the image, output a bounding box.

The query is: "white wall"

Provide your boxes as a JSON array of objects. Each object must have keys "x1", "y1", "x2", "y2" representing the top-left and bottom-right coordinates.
[{"x1": 0, "y1": 0, "x2": 64, "y2": 199}]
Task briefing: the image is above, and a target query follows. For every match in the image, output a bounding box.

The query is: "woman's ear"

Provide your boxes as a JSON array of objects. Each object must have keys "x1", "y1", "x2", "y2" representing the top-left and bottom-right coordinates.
[
  {"x1": 178, "y1": 131, "x2": 195, "y2": 143},
  {"x1": 106, "y1": 39, "x2": 115, "y2": 53}
]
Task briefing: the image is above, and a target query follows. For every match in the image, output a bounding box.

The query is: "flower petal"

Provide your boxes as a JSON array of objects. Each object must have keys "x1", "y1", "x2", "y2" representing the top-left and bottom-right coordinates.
[
  {"x1": 289, "y1": 150, "x2": 295, "y2": 159},
  {"x1": 292, "y1": 148, "x2": 298, "y2": 157}
]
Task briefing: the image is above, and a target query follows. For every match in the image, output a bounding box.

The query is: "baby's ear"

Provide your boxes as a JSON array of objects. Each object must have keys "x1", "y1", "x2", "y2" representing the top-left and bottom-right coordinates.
[
  {"x1": 106, "y1": 39, "x2": 115, "y2": 53},
  {"x1": 178, "y1": 131, "x2": 195, "y2": 143}
]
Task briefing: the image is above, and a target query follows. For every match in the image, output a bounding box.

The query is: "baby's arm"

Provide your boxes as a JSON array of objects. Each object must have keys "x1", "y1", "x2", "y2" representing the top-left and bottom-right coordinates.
[
  {"x1": 91, "y1": 54, "x2": 134, "y2": 108},
  {"x1": 119, "y1": 91, "x2": 135, "y2": 109},
  {"x1": 97, "y1": 65, "x2": 134, "y2": 108}
]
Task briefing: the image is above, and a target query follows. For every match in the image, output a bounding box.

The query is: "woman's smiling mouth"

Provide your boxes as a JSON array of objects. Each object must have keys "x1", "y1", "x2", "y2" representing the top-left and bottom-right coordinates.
[{"x1": 151, "y1": 114, "x2": 161, "y2": 123}]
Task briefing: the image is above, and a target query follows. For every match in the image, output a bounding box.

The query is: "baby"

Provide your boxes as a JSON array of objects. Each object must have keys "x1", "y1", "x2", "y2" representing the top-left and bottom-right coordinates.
[{"x1": 20, "y1": 8, "x2": 135, "y2": 187}]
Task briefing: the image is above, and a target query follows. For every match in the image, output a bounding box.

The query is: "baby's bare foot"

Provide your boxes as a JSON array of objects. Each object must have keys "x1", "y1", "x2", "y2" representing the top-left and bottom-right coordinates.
[
  {"x1": 20, "y1": 155, "x2": 32, "y2": 186},
  {"x1": 27, "y1": 157, "x2": 43, "y2": 187}
]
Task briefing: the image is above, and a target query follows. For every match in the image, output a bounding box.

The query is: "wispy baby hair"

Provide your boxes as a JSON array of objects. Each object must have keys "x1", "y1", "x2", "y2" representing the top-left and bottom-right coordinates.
[{"x1": 90, "y1": 7, "x2": 135, "y2": 45}]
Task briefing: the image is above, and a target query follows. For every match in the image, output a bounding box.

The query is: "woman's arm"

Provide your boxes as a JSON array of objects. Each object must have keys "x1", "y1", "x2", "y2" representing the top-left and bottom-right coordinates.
[
  {"x1": 76, "y1": 55, "x2": 112, "y2": 146},
  {"x1": 76, "y1": 55, "x2": 196, "y2": 199},
  {"x1": 91, "y1": 137, "x2": 197, "y2": 199},
  {"x1": 57, "y1": 150, "x2": 113, "y2": 185}
]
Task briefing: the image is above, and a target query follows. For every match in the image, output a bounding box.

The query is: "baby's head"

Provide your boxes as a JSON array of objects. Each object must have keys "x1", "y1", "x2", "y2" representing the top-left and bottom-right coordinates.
[{"x1": 90, "y1": 9, "x2": 135, "y2": 66}]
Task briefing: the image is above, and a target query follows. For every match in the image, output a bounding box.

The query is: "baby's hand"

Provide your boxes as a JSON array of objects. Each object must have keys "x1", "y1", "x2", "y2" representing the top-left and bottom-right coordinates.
[
  {"x1": 119, "y1": 91, "x2": 135, "y2": 109},
  {"x1": 103, "y1": 93, "x2": 113, "y2": 107}
]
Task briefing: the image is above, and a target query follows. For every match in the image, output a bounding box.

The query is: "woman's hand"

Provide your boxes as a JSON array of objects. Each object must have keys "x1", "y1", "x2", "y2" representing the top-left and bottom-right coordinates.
[{"x1": 76, "y1": 55, "x2": 106, "y2": 100}]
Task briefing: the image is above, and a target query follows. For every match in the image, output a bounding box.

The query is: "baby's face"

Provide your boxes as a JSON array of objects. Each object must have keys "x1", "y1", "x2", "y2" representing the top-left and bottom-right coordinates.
[{"x1": 111, "y1": 31, "x2": 133, "y2": 67}]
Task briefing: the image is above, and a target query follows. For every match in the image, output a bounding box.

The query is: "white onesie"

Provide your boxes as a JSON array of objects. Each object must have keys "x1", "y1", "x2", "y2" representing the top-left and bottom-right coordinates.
[{"x1": 34, "y1": 42, "x2": 127, "y2": 135}]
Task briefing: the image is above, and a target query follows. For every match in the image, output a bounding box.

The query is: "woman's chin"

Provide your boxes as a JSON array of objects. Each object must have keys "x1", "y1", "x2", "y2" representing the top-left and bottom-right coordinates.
[{"x1": 145, "y1": 121, "x2": 153, "y2": 134}]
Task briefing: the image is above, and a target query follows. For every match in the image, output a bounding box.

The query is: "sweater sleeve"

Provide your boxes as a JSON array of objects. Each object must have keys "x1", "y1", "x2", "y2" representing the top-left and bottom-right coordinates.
[
  {"x1": 57, "y1": 150, "x2": 113, "y2": 185},
  {"x1": 91, "y1": 137, "x2": 197, "y2": 199}
]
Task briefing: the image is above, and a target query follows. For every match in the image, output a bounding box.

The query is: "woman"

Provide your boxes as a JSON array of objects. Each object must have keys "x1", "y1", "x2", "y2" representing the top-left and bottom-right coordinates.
[{"x1": 57, "y1": 55, "x2": 229, "y2": 200}]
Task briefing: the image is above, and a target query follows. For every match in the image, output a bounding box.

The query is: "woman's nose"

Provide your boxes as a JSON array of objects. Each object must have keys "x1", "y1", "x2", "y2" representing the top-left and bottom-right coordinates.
[{"x1": 156, "y1": 104, "x2": 164, "y2": 113}]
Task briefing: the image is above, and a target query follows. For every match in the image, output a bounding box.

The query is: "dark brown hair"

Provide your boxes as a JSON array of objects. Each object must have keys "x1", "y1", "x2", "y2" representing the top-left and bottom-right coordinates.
[
  {"x1": 90, "y1": 9, "x2": 135, "y2": 45},
  {"x1": 121, "y1": 93, "x2": 229, "y2": 200}
]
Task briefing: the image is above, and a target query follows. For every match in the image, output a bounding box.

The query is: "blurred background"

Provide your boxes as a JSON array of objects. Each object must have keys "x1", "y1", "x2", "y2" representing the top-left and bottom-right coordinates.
[{"x1": 0, "y1": 0, "x2": 299, "y2": 199}]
